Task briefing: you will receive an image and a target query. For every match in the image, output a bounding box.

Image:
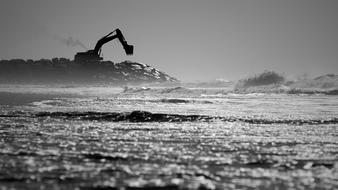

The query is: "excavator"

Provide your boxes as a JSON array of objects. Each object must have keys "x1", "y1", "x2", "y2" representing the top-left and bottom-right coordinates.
[{"x1": 74, "y1": 28, "x2": 133, "y2": 62}]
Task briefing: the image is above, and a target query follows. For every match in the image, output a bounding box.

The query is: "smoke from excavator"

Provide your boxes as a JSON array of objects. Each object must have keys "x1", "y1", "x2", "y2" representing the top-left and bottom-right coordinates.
[{"x1": 53, "y1": 35, "x2": 87, "y2": 50}]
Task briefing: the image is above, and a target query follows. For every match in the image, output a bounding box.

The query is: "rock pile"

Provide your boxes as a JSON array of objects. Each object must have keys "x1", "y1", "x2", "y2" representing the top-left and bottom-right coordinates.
[{"x1": 0, "y1": 59, "x2": 178, "y2": 84}]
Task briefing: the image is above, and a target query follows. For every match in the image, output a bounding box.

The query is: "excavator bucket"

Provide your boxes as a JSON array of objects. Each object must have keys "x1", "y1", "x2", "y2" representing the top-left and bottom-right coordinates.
[{"x1": 124, "y1": 44, "x2": 134, "y2": 55}]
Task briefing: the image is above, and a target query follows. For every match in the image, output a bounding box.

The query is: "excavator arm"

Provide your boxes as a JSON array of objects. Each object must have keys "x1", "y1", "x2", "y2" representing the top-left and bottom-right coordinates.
[
  {"x1": 93, "y1": 29, "x2": 133, "y2": 56},
  {"x1": 74, "y1": 28, "x2": 133, "y2": 62}
]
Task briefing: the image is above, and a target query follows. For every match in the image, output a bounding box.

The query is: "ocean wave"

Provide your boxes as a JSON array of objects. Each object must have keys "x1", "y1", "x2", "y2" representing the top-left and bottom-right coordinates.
[
  {"x1": 234, "y1": 73, "x2": 338, "y2": 95},
  {"x1": 123, "y1": 86, "x2": 191, "y2": 94},
  {"x1": 287, "y1": 88, "x2": 338, "y2": 95},
  {"x1": 234, "y1": 85, "x2": 338, "y2": 95},
  {"x1": 22, "y1": 111, "x2": 338, "y2": 125}
]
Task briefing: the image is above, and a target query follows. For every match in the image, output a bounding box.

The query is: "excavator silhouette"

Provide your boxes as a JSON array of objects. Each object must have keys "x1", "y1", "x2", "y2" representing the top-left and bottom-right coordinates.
[{"x1": 74, "y1": 28, "x2": 133, "y2": 62}]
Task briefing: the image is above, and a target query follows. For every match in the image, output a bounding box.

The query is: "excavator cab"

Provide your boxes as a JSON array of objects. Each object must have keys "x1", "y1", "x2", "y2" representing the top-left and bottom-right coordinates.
[{"x1": 74, "y1": 28, "x2": 133, "y2": 62}]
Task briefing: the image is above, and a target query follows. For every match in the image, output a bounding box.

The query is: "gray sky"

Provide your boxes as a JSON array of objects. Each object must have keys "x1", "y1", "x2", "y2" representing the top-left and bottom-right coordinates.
[{"x1": 0, "y1": 0, "x2": 337, "y2": 81}]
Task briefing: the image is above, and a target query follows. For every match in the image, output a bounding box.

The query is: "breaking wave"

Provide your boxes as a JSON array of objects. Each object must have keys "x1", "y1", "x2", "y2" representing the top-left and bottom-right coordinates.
[{"x1": 234, "y1": 73, "x2": 338, "y2": 95}]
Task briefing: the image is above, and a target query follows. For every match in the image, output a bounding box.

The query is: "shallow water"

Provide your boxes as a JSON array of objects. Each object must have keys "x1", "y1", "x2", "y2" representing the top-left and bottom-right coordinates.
[{"x1": 0, "y1": 86, "x2": 337, "y2": 189}]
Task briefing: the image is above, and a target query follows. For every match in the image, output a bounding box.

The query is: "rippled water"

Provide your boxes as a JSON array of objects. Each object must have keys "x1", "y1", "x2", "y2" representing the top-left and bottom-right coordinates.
[{"x1": 0, "y1": 86, "x2": 337, "y2": 189}]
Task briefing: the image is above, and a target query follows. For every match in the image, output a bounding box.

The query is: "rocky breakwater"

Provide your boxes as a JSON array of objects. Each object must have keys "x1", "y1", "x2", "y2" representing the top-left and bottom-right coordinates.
[{"x1": 0, "y1": 58, "x2": 178, "y2": 84}]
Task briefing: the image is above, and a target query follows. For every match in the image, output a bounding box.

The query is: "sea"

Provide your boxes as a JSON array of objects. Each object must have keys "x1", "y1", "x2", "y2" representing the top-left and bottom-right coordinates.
[{"x1": 0, "y1": 85, "x2": 337, "y2": 189}]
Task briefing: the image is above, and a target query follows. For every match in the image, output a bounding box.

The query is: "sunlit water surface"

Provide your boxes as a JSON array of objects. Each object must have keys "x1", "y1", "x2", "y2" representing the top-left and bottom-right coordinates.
[{"x1": 0, "y1": 86, "x2": 337, "y2": 189}]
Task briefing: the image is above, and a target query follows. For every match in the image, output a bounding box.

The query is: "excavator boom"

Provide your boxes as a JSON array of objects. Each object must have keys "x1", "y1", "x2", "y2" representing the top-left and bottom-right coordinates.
[{"x1": 74, "y1": 28, "x2": 133, "y2": 62}]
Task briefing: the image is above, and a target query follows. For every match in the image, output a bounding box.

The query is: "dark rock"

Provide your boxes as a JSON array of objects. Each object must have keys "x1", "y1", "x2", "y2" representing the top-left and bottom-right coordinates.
[
  {"x1": 26, "y1": 111, "x2": 338, "y2": 125},
  {"x1": 160, "y1": 99, "x2": 190, "y2": 103}
]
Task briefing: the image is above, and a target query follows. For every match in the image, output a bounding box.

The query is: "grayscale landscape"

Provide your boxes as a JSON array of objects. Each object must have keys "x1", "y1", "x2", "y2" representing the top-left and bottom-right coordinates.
[{"x1": 0, "y1": 0, "x2": 337, "y2": 189}]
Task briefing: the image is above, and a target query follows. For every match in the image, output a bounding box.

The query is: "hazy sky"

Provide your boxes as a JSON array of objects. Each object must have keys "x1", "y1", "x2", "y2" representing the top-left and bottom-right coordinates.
[{"x1": 0, "y1": 0, "x2": 337, "y2": 81}]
